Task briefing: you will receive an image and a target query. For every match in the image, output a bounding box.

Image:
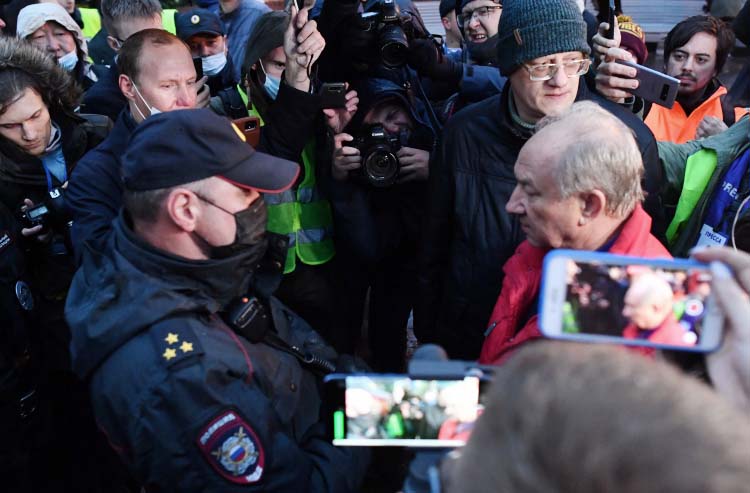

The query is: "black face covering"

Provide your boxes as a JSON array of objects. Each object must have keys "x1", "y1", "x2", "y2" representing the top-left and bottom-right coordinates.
[
  {"x1": 465, "y1": 35, "x2": 499, "y2": 66},
  {"x1": 194, "y1": 194, "x2": 269, "y2": 260}
]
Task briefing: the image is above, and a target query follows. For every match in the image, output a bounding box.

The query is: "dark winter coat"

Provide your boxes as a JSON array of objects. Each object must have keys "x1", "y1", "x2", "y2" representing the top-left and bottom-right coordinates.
[
  {"x1": 415, "y1": 81, "x2": 665, "y2": 360},
  {"x1": 65, "y1": 214, "x2": 368, "y2": 492}
]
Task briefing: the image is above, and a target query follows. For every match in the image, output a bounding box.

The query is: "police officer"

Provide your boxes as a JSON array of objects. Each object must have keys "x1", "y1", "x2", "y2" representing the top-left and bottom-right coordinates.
[
  {"x1": 0, "y1": 202, "x2": 39, "y2": 493},
  {"x1": 65, "y1": 108, "x2": 368, "y2": 492}
]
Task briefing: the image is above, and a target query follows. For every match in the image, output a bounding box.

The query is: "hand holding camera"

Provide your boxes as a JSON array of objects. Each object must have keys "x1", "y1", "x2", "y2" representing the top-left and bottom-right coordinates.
[
  {"x1": 396, "y1": 147, "x2": 429, "y2": 184},
  {"x1": 20, "y1": 198, "x2": 50, "y2": 241},
  {"x1": 332, "y1": 133, "x2": 362, "y2": 182}
]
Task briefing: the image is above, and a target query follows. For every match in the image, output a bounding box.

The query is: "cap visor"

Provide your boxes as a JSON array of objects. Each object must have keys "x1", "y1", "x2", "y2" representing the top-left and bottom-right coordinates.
[{"x1": 219, "y1": 151, "x2": 300, "y2": 194}]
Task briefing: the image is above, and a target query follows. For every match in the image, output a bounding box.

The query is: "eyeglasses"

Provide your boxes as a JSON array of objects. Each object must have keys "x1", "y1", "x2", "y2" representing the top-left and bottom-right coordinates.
[
  {"x1": 522, "y1": 58, "x2": 591, "y2": 81},
  {"x1": 458, "y1": 4, "x2": 502, "y2": 25}
]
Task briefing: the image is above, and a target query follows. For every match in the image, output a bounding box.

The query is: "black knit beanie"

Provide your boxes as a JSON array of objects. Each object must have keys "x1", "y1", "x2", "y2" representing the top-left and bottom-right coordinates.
[{"x1": 496, "y1": 0, "x2": 590, "y2": 76}]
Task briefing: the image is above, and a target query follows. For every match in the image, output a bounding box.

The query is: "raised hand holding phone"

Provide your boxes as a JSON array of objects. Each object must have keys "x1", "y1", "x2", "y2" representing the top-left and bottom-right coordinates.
[
  {"x1": 283, "y1": 0, "x2": 325, "y2": 92},
  {"x1": 539, "y1": 250, "x2": 723, "y2": 353}
]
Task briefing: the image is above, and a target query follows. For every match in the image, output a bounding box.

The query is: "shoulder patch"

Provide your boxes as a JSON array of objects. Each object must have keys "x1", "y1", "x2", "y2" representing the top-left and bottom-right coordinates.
[
  {"x1": 197, "y1": 410, "x2": 265, "y2": 484},
  {"x1": 149, "y1": 322, "x2": 204, "y2": 368},
  {"x1": 0, "y1": 230, "x2": 13, "y2": 254}
]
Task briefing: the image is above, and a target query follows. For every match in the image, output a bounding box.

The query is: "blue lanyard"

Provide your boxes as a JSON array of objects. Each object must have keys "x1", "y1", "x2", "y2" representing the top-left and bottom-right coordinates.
[
  {"x1": 704, "y1": 149, "x2": 750, "y2": 234},
  {"x1": 41, "y1": 156, "x2": 68, "y2": 191}
]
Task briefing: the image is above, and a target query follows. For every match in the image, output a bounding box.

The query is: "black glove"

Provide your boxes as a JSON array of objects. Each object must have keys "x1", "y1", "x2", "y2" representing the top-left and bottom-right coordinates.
[{"x1": 407, "y1": 38, "x2": 463, "y2": 87}]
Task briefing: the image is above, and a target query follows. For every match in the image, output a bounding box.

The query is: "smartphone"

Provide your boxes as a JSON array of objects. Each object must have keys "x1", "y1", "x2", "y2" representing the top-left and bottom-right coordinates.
[
  {"x1": 606, "y1": 0, "x2": 616, "y2": 39},
  {"x1": 324, "y1": 374, "x2": 484, "y2": 447},
  {"x1": 193, "y1": 57, "x2": 203, "y2": 80},
  {"x1": 615, "y1": 60, "x2": 680, "y2": 109},
  {"x1": 232, "y1": 116, "x2": 261, "y2": 149},
  {"x1": 539, "y1": 250, "x2": 723, "y2": 352},
  {"x1": 319, "y1": 82, "x2": 348, "y2": 109}
]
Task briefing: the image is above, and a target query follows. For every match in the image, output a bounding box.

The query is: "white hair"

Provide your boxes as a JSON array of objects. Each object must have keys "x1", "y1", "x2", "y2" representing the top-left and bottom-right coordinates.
[{"x1": 536, "y1": 101, "x2": 645, "y2": 217}]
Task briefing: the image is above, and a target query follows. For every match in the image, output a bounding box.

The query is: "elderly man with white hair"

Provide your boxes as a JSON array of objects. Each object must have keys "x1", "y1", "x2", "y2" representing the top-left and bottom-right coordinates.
[
  {"x1": 479, "y1": 101, "x2": 671, "y2": 365},
  {"x1": 16, "y1": 2, "x2": 100, "y2": 89},
  {"x1": 622, "y1": 273, "x2": 689, "y2": 346}
]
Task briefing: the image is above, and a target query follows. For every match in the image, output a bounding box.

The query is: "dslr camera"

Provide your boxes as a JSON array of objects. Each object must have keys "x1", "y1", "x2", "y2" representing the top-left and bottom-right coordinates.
[
  {"x1": 352, "y1": 124, "x2": 402, "y2": 188},
  {"x1": 20, "y1": 187, "x2": 73, "y2": 255},
  {"x1": 20, "y1": 186, "x2": 72, "y2": 245},
  {"x1": 358, "y1": 0, "x2": 410, "y2": 68}
]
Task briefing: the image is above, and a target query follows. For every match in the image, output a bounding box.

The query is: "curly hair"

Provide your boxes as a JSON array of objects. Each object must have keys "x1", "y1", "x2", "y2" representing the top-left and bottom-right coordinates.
[{"x1": 0, "y1": 36, "x2": 82, "y2": 116}]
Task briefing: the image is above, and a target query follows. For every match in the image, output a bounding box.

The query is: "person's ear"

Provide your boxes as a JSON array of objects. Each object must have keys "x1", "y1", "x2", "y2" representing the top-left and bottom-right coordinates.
[
  {"x1": 441, "y1": 17, "x2": 450, "y2": 29},
  {"x1": 119, "y1": 74, "x2": 136, "y2": 101},
  {"x1": 581, "y1": 190, "x2": 606, "y2": 221},
  {"x1": 166, "y1": 189, "x2": 202, "y2": 233},
  {"x1": 106, "y1": 35, "x2": 121, "y2": 53},
  {"x1": 223, "y1": 35, "x2": 229, "y2": 54}
]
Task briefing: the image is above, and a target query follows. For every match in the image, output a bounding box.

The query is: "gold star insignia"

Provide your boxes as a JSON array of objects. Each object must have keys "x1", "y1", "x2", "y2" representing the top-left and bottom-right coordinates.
[
  {"x1": 163, "y1": 348, "x2": 177, "y2": 361},
  {"x1": 180, "y1": 341, "x2": 194, "y2": 353},
  {"x1": 165, "y1": 333, "x2": 179, "y2": 345}
]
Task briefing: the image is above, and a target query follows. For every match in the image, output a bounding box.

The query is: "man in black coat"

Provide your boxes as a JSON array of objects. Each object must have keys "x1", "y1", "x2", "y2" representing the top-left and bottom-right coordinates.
[{"x1": 415, "y1": 0, "x2": 665, "y2": 360}]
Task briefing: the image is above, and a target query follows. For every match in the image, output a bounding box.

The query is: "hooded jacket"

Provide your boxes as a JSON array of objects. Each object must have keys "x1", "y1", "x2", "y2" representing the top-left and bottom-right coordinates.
[
  {"x1": 415, "y1": 80, "x2": 665, "y2": 360},
  {"x1": 66, "y1": 214, "x2": 368, "y2": 492},
  {"x1": 16, "y1": 2, "x2": 99, "y2": 89}
]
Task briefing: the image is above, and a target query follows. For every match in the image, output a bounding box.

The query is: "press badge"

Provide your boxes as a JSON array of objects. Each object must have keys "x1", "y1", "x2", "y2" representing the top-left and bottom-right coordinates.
[{"x1": 695, "y1": 224, "x2": 728, "y2": 248}]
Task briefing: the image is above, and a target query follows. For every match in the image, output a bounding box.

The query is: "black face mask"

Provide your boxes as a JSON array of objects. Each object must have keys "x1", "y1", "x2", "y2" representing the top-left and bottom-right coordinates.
[{"x1": 194, "y1": 194, "x2": 269, "y2": 260}]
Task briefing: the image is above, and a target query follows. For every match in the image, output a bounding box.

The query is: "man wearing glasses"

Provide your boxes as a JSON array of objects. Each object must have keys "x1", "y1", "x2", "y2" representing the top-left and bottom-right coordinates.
[
  {"x1": 458, "y1": 0, "x2": 502, "y2": 46},
  {"x1": 415, "y1": 0, "x2": 664, "y2": 361},
  {"x1": 407, "y1": 0, "x2": 506, "y2": 110}
]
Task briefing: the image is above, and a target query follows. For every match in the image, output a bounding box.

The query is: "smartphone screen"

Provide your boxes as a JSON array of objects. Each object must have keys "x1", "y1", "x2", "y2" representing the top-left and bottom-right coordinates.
[
  {"x1": 325, "y1": 375, "x2": 483, "y2": 447},
  {"x1": 540, "y1": 251, "x2": 722, "y2": 352}
]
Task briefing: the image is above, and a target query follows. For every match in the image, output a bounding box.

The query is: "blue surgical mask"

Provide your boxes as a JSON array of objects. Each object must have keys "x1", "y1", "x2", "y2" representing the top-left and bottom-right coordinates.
[
  {"x1": 132, "y1": 82, "x2": 162, "y2": 120},
  {"x1": 202, "y1": 52, "x2": 227, "y2": 76},
  {"x1": 259, "y1": 59, "x2": 280, "y2": 101},
  {"x1": 58, "y1": 51, "x2": 78, "y2": 71}
]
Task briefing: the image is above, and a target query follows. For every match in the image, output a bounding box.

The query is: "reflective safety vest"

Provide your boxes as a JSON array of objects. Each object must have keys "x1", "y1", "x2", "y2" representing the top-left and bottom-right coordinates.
[
  {"x1": 238, "y1": 86, "x2": 335, "y2": 274},
  {"x1": 79, "y1": 8, "x2": 101, "y2": 40},
  {"x1": 77, "y1": 8, "x2": 177, "y2": 39},
  {"x1": 645, "y1": 85, "x2": 749, "y2": 144}
]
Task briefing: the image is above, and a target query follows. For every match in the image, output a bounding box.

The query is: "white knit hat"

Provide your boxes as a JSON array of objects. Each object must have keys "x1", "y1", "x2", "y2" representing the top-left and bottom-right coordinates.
[{"x1": 16, "y1": 3, "x2": 88, "y2": 59}]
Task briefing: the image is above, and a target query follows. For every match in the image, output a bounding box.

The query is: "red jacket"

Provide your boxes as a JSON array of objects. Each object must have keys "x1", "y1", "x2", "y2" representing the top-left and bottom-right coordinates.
[{"x1": 478, "y1": 205, "x2": 671, "y2": 365}]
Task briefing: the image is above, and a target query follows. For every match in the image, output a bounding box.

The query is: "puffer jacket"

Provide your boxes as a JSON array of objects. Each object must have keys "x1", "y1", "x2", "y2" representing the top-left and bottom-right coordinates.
[
  {"x1": 415, "y1": 81, "x2": 665, "y2": 360},
  {"x1": 478, "y1": 204, "x2": 671, "y2": 365}
]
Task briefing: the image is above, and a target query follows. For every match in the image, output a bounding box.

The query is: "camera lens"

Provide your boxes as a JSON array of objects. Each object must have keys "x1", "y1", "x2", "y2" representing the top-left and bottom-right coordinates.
[
  {"x1": 379, "y1": 24, "x2": 409, "y2": 67},
  {"x1": 364, "y1": 147, "x2": 399, "y2": 187}
]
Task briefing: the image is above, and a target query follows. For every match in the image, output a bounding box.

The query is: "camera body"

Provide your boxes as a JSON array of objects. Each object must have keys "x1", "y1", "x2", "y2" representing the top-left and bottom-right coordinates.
[
  {"x1": 21, "y1": 187, "x2": 69, "y2": 233},
  {"x1": 358, "y1": 0, "x2": 409, "y2": 68},
  {"x1": 352, "y1": 124, "x2": 402, "y2": 188}
]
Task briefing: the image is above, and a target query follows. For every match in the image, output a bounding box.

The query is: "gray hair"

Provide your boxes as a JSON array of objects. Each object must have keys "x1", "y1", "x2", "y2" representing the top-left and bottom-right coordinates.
[
  {"x1": 536, "y1": 101, "x2": 644, "y2": 218},
  {"x1": 100, "y1": 0, "x2": 162, "y2": 36},
  {"x1": 123, "y1": 179, "x2": 208, "y2": 224}
]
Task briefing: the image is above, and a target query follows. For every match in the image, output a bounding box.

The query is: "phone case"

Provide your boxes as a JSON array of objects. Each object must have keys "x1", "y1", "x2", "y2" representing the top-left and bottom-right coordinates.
[{"x1": 539, "y1": 250, "x2": 723, "y2": 352}]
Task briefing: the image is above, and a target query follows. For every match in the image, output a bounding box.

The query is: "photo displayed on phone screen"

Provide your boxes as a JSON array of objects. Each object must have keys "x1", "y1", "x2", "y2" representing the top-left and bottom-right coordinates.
[
  {"x1": 563, "y1": 260, "x2": 712, "y2": 347},
  {"x1": 332, "y1": 376, "x2": 483, "y2": 447}
]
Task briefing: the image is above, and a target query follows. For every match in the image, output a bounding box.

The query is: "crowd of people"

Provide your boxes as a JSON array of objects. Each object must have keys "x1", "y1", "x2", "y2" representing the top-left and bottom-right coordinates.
[{"x1": 0, "y1": 0, "x2": 749, "y2": 491}]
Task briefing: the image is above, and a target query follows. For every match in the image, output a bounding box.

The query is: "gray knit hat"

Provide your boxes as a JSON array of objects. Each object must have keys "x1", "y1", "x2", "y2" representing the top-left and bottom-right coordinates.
[{"x1": 496, "y1": 0, "x2": 590, "y2": 76}]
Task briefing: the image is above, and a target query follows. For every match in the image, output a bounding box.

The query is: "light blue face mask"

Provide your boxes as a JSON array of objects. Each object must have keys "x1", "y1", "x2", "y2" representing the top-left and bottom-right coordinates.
[
  {"x1": 58, "y1": 50, "x2": 78, "y2": 71},
  {"x1": 202, "y1": 52, "x2": 227, "y2": 76},
  {"x1": 259, "y1": 59, "x2": 280, "y2": 101}
]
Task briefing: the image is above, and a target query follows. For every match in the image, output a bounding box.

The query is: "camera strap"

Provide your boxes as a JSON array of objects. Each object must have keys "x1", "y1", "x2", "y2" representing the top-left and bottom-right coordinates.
[{"x1": 222, "y1": 296, "x2": 335, "y2": 376}]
